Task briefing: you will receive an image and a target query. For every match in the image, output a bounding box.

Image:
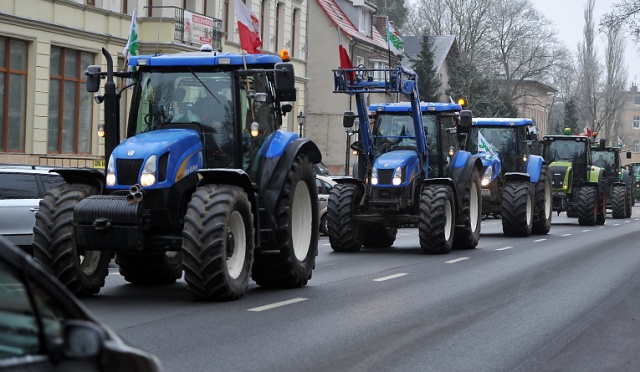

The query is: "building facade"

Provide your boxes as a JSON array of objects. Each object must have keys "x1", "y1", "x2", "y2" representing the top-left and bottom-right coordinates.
[{"x1": 0, "y1": 0, "x2": 308, "y2": 167}]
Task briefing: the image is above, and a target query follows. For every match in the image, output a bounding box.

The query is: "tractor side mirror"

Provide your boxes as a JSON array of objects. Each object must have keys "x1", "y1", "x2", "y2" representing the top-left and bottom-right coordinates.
[
  {"x1": 85, "y1": 65, "x2": 101, "y2": 93},
  {"x1": 350, "y1": 141, "x2": 365, "y2": 153},
  {"x1": 343, "y1": 111, "x2": 356, "y2": 128},
  {"x1": 458, "y1": 110, "x2": 472, "y2": 128},
  {"x1": 599, "y1": 139, "x2": 606, "y2": 150},
  {"x1": 627, "y1": 151, "x2": 632, "y2": 159},
  {"x1": 274, "y1": 62, "x2": 296, "y2": 101},
  {"x1": 280, "y1": 103, "x2": 293, "y2": 114}
]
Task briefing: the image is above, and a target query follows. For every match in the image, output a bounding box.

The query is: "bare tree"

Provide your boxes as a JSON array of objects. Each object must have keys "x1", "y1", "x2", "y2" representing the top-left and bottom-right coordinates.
[
  {"x1": 576, "y1": 0, "x2": 602, "y2": 134},
  {"x1": 601, "y1": 0, "x2": 640, "y2": 47},
  {"x1": 601, "y1": 23, "x2": 629, "y2": 141}
]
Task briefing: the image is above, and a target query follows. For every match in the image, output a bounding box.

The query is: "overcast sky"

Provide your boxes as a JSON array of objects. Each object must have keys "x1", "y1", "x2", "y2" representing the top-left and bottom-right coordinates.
[{"x1": 531, "y1": 0, "x2": 640, "y2": 89}]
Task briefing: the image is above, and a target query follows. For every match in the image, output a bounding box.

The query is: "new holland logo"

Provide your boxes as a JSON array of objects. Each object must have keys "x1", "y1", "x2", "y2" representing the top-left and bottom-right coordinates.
[{"x1": 127, "y1": 150, "x2": 135, "y2": 156}]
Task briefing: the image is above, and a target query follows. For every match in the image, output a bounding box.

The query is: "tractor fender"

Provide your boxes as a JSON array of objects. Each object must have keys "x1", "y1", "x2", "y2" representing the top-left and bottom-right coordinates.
[
  {"x1": 449, "y1": 154, "x2": 483, "y2": 212},
  {"x1": 621, "y1": 169, "x2": 630, "y2": 185},
  {"x1": 504, "y1": 172, "x2": 531, "y2": 183},
  {"x1": 586, "y1": 166, "x2": 605, "y2": 184},
  {"x1": 259, "y1": 135, "x2": 322, "y2": 231},
  {"x1": 332, "y1": 177, "x2": 367, "y2": 197},
  {"x1": 197, "y1": 169, "x2": 258, "y2": 217},
  {"x1": 53, "y1": 168, "x2": 105, "y2": 194},
  {"x1": 525, "y1": 155, "x2": 544, "y2": 183}
]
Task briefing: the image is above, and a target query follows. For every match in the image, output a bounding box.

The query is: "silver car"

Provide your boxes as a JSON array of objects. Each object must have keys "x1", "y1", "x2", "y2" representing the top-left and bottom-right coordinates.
[
  {"x1": 0, "y1": 165, "x2": 65, "y2": 252},
  {"x1": 316, "y1": 175, "x2": 336, "y2": 236}
]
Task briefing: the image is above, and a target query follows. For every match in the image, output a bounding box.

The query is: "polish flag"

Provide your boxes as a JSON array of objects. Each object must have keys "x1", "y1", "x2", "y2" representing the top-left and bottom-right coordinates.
[
  {"x1": 338, "y1": 27, "x2": 355, "y2": 83},
  {"x1": 235, "y1": 0, "x2": 262, "y2": 54}
]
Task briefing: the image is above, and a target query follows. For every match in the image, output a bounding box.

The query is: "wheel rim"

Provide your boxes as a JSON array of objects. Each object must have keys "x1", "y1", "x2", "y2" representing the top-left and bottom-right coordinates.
[
  {"x1": 526, "y1": 193, "x2": 532, "y2": 225},
  {"x1": 470, "y1": 181, "x2": 479, "y2": 232},
  {"x1": 292, "y1": 180, "x2": 312, "y2": 261},
  {"x1": 544, "y1": 180, "x2": 552, "y2": 219},
  {"x1": 445, "y1": 199, "x2": 453, "y2": 241},
  {"x1": 226, "y1": 210, "x2": 246, "y2": 279},
  {"x1": 80, "y1": 251, "x2": 101, "y2": 276}
]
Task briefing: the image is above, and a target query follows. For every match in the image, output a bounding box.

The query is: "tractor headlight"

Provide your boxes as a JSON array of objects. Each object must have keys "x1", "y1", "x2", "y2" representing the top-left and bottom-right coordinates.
[
  {"x1": 140, "y1": 155, "x2": 157, "y2": 187},
  {"x1": 106, "y1": 155, "x2": 116, "y2": 186},
  {"x1": 481, "y1": 166, "x2": 492, "y2": 186},
  {"x1": 392, "y1": 166, "x2": 402, "y2": 186},
  {"x1": 562, "y1": 184, "x2": 568, "y2": 190},
  {"x1": 371, "y1": 167, "x2": 378, "y2": 185}
]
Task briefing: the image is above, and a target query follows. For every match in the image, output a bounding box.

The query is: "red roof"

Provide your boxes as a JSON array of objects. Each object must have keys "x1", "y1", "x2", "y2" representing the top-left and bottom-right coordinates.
[{"x1": 315, "y1": 0, "x2": 388, "y2": 50}]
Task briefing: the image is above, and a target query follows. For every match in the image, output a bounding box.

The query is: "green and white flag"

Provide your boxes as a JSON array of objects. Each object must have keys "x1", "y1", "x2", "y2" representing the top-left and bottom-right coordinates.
[
  {"x1": 386, "y1": 19, "x2": 404, "y2": 55},
  {"x1": 123, "y1": 9, "x2": 138, "y2": 58},
  {"x1": 478, "y1": 132, "x2": 497, "y2": 160}
]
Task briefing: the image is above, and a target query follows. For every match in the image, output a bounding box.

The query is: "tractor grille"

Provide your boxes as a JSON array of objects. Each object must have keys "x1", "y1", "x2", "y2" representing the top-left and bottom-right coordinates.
[
  {"x1": 378, "y1": 169, "x2": 394, "y2": 185},
  {"x1": 550, "y1": 166, "x2": 567, "y2": 189},
  {"x1": 116, "y1": 159, "x2": 143, "y2": 185}
]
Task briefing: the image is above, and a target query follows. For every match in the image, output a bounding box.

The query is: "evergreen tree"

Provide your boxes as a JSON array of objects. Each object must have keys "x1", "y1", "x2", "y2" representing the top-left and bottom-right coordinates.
[
  {"x1": 373, "y1": 0, "x2": 408, "y2": 30},
  {"x1": 563, "y1": 98, "x2": 580, "y2": 134},
  {"x1": 408, "y1": 33, "x2": 441, "y2": 102}
]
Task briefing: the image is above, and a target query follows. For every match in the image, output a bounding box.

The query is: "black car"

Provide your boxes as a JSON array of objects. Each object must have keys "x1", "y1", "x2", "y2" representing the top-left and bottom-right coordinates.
[{"x1": 0, "y1": 236, "x2": 162, "y2": 371}]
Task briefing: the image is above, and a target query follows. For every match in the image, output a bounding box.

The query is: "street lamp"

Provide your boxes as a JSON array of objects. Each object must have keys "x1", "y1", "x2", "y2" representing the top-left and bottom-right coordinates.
[{"x1": 297, "y1": 112, "x2": 305, "y2": 137}]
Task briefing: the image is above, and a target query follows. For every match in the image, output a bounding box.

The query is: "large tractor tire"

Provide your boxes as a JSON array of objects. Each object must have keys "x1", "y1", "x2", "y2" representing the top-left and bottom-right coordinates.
[
  {"x1": 625, "y1": 182, "x2": 633, "y2": 218},
  {"x1": 596, "y1": 183, "x2": 606, "y2": 225},
  {"x1": 419, "y1": 185, "x2": 456, "y2": 254},
  {"x1": 501, "y1": 182, "x2": 533, "y2": 237},
  {"x1": 327, "y1": 183, "x2": 363, "y2": 252},
  {"x1": 362, "y1": 225, "x2": 397, "y2": 248},
  {"x1": 611, "y1": 185, "x2": 626, "y2": 219},
  {"x1": 577, "y1": 185, "x2": 597, "y2": 226},
  {"x1": 252, "y1": 154, "x2": 318, "y2": 288},
  {"x1": 33, "y1": 184, "x2": 110, "y2": 297},
  {"x1": 182, "y1": 185, "x2": 254, "y2": 301},
  {"x1": 116, "y1": 251, "x2": 183, "y2": 285},
  {"x1": 532, "y1": 165, "x2": 553, "y2": 235},
  {"x1": 454, "y1": 167, "x2": 481, "y2": 249},
  {"x1": 566, "y1": 208, "x2": 578, "y2": 218}
]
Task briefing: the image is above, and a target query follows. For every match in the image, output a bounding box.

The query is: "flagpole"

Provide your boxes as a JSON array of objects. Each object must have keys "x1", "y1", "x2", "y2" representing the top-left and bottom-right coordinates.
[
  {"x1": 241, "y1": 51, "x2": 256, "y2": 122},
  {"x1": 386, "y1": 17, "x2": 392, "y2": 68}
]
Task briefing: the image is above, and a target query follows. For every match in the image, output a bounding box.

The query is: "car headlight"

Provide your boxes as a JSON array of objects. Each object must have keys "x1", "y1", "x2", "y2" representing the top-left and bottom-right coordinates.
[
  {"x1": 106, "y1": 154, "x2": 116, "y2": 186},
  {"x1": 392, "y1": 166, "x2": 402, "y2": 186},
  {"x1": 371, "y1": 167, "x2": 378, "y2": 185},
  {"x1": 481, "y1": 166, "x2": 492, "y2": 186},
  {"x1": 140, "y1": 155, "x2": 157, "y2": 187}
]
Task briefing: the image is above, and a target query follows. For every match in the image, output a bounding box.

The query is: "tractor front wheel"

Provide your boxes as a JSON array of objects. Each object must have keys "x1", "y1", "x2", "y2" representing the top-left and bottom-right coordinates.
[
  {"x1": 33, "y1": 184, "x2": 110, "y2": 297},
  {"x1": 327, "y1": 184, "x2": 363, "y2": 252},
  {"x1": 577, "y1": 185, "x2": 597, "y2": 226},
  {"x1": 182, "y1": 185, "x2": 254, "y2": 301},
  {"x1": 501, "y1": 182, "x2": 533, "y2": 237},
  {"x1": 532, "y1": 165, "x2": 553, "y2": 234},
  {"x1": 419, "y1": 185, "x2": 456, "y2": 254},
  {"x1": 611, "y1": 185, "x2": 626, "y2": 219},
  {"x1": 454, "y1": 167, "x2": 482, "y2": 249}
]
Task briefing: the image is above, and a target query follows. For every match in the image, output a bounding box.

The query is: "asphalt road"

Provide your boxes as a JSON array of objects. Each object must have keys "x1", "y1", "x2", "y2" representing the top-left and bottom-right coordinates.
[{"x1": 84, "y1": 207, "x2": 640, "y2": 372}]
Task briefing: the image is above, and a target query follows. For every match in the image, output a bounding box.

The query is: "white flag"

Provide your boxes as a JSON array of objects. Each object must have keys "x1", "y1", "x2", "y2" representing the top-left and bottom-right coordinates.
[{"x1": 123, "y1": 9, "x2": 138, "y2": 58}]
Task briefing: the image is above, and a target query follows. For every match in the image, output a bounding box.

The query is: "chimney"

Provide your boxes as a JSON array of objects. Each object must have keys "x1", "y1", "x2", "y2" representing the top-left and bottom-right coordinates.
[{"x1": 373, "y1": 15, "x2": 387, "y2": 36}]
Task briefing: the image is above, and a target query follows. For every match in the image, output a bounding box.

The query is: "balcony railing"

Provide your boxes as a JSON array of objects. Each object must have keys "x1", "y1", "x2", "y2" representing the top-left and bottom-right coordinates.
[{"x1": 145, "y1": 6, "x2": 223, "y2": 51}]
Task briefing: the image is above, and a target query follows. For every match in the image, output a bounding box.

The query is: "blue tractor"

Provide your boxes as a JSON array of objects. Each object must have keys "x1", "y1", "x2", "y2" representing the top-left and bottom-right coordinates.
[
  {"x1": 327, "y1": 67, "x2": 483, "y2": 254},
  {"x1": 469, "y1": 118, "x2": 552, "y2": 236},
  {"x1": 33, "y1": 46, "x2": 322, "y2": 301}
]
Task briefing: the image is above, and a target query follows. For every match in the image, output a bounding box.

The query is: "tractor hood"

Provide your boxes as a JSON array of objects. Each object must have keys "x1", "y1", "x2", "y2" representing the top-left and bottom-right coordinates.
[
  {"x1": 113, "y1": 129, "x2": 202, "y2": 160},
  {"x1": 549, "y1": 161, "x2": 572, "y2": 190},
  {"x1": 374, "y1": 150, "x2": 418, "y2": 170}
]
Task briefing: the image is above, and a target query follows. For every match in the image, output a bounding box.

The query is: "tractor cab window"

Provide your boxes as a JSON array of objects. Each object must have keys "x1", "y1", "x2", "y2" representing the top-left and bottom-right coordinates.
[
  {"x1": 592, "y1": 150, "x2": 616, "y2": 175},
  {"x1": 544, "y1": 140, "x2": 587, "y2": 164},
  {"x1": 469, "y1": 127, "x2": 518, "y2": 172},
  {"x1": 373, "y1": 114, "x2": 416, "y2": 156},
  {"x1": 424, "y1": 114, "x2": 457, "y2": 177}
]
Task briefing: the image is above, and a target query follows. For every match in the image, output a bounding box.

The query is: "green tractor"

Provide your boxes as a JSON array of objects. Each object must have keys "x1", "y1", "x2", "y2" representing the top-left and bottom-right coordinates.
[
  {"x1": 591, "y1": 145, "x2": 633, "y2": 218},
  {"x1": 542, "y1": 135, "x2": 606, "y2": 225},
  {"x1": 627, "y1": 162, "x2": 640, "y2": 204}
]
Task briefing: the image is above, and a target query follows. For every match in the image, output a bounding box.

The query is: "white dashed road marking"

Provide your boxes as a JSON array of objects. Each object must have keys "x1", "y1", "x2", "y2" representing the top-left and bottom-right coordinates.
[
  {"x1": 562, "y1": 234, "x2": 572, "y2": 237},
  {"x1": 614, "y1": 224, "x2": 620, "y2": 226},
  {"x1": 446, "y1": 257, "x2": 470, "y2": 264},
  {"x1": 373, "y1": 273, "x2": 408, "y2": 282},
  {"x1": 582, "y1": 229, "x2": 591, "y2": 232},
  {"x1": 248, "y1": 298, "x2": 307, "y2": 312},
  {"x1": 495, "y1": 246, "x2": 513, "y2": 251},
  {"x1": 533, "y1": 239, "x2": 546, "y2": 243}
]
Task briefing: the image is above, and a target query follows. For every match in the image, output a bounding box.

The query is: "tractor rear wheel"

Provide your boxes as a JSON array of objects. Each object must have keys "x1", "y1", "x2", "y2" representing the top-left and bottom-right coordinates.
[
  {"x1": 501, "y1": 182, "x2": 533, "y2": 237},
  {"x1": 454, "y1": 167, "x2": 481, "y2": 249},
  {"x1": 532, "y1": 165, "x2": 553, "y2": 234},
  {"x1": 252, "y1": 154, "x2": 318, "y2": 288},
  {"x1": 625, "y1": 183, "x2": 632, "y2": 218},
  {"x1": 596, "y1": 183, "x2": 606, "y2": 225},
  {"x1": 577, "y1": 185, "x2": 597, "y2": 226},
  {"x1": 116, "y1": 251, "x2": 183, "y2": 285},
  {"x1": 611, "y1": 185, "x2": 626, "y2": 219},
  {"x1": 33, "y1": 184, "x2": 110, "y2": 297},
  {"x1": 182, "y1": 185, "x2": 254, "y2": 301},
  {"x1": 327, "y1": 184, "x2": 363, "y2": 252},
  {"x1": 419, "y1": 185, "x2": 456, "y2": 254},
  {"x1": 362, "y1": 225, "x2": 397, "y2": 248}
]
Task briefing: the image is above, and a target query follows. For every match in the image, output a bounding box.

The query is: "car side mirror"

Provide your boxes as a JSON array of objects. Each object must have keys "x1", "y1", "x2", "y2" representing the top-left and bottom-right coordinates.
[{"x1": 63, "y1": 320, "x2": 106, "y2": 359}]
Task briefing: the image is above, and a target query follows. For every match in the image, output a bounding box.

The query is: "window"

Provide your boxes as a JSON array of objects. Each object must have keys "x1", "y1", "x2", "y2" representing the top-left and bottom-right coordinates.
[
  {"x1": 275, "y1": 3, "x2": 283, "y2": 51},
  {"x1": 87, "y1": 0, "x2": 95, "y2": 6},
  {"x1": 635, "y1": 96, "x2": 640, "y2": 105},
  {"x1": 224, "y1": 0, "x2": 230, "y2": 38},
  {"x1": 358, "y1": 9, "x2": 370, "y2": 34},
  {"x1": 0, "y1": 37, "x2": 27, "y2": 152},
  {"x1": 48, "y1": 47, "x2": 93, "y2": 154},
  {"x1": 372, "y1": 61, "x2": 387, "y2": 80},
  {"x1": 0, "y1": 174, "x2": 38, "y2": 199},
  {"x1": 292, "y1": 8, "x2": 299, "y2": 57},
  {"x1": 634, "y1": 143, "x2": 639, "y2": 153},
  {"x1": 355, "y1": 56, "x2": 364, "y2": 68},
  {"x1": 634, "y1": 116, "x2": 640, "y2": 129}
]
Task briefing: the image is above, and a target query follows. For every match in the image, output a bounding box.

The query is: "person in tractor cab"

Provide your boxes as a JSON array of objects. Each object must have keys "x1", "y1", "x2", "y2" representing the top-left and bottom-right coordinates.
[
  {"x1": 594, "y1": 153, "x2": 607, "y2": 169},
  {"x1": 558, "y1": 143, "x2": 573, "y2": 160}
]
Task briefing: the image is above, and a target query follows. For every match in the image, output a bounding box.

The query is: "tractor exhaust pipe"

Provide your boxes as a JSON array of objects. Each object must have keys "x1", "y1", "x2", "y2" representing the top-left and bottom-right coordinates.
[{"x1": 127, "y1": 184, "x2": 144, "y2": 204}]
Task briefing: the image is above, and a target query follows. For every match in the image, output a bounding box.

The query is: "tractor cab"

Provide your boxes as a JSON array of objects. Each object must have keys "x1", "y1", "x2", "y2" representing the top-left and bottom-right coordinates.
[{"x1": 543, "y1": 135, "x2": 592, "y2": 190}]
